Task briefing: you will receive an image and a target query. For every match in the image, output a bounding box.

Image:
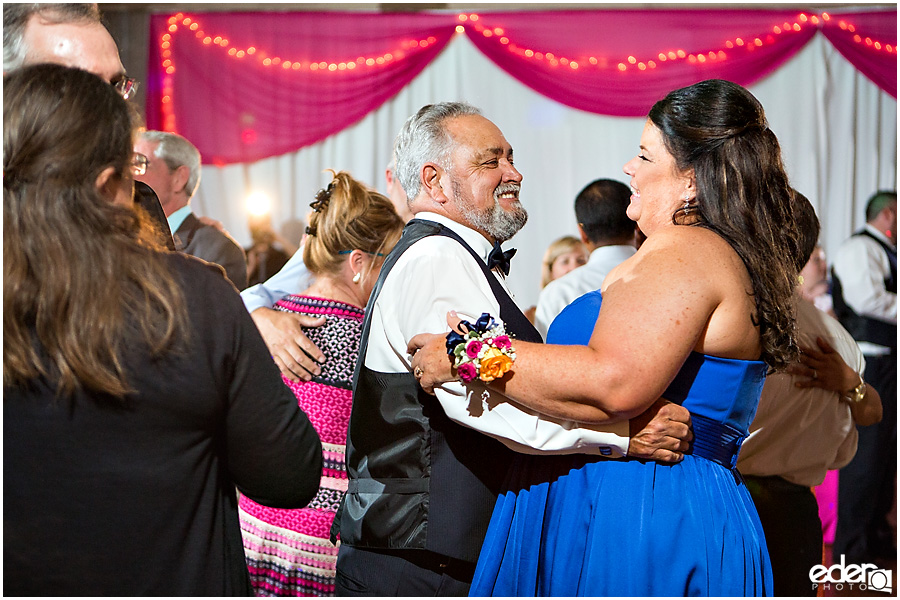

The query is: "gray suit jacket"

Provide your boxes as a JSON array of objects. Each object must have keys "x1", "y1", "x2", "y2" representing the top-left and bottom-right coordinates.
[{"x1": 174, "y1": 213, "x2": 248, "y2": 290}]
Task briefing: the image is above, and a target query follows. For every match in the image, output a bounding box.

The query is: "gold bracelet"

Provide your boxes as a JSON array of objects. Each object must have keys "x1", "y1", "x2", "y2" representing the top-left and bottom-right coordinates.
[{"x1": 841, "y1": 375, "x2": 866, "y2": 404}]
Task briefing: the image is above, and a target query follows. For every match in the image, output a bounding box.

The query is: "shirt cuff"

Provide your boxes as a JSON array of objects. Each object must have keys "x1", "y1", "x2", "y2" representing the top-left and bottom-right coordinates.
[{"x1": 241, "y1": 284, "x2": 275, "y2": 314}]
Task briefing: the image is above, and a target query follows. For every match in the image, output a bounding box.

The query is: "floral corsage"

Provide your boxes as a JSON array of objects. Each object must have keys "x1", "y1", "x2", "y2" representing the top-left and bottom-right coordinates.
[{"x1": 445, "y1": 313, "x2": 516, "y2": 383}]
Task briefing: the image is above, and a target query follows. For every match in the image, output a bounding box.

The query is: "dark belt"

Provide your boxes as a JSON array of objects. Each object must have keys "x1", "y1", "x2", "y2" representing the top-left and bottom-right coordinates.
[
  {"x1": 378, "y1": 548, "x2": 478, "y2": 582},
  {"x1": 690, "y1": 413, "x2": 746, "y2": 473}
]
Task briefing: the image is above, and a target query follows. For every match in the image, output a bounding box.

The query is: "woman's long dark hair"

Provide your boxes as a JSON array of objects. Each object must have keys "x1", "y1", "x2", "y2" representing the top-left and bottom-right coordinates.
[
  {"x1": 649, "y1": 79, "x2": 799, "y2": 369},
  {"x1": 4, "y1": 64, "x2": 187, "y2": 397}
]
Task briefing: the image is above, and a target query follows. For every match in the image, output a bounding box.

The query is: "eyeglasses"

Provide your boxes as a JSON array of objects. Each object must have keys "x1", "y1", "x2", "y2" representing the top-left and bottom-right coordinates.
[
  {"x1": 131, "y1": 152, "x2": 148, "y2": 176},
  {"x1": 338, "y1": 250, "x2": 385, "y2": 257},
  {"x1": 111, "y1": 75, "x2": 139, "y2": 100}
]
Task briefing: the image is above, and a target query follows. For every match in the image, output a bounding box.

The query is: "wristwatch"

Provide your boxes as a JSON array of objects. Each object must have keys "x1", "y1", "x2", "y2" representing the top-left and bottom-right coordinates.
[{"x1": 842, "y1": 377, "x2": 867, "y2": 404}]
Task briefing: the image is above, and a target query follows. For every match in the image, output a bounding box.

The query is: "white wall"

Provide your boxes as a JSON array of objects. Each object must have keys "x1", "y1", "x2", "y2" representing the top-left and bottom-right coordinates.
[{"x1": 193, "y1": 33, "x2": 897, "y2": 308}]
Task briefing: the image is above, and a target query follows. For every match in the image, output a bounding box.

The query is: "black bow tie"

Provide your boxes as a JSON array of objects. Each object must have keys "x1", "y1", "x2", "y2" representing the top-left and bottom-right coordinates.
[{"x1": 487, "y1": 241, "x2": 516, "y2": 276}]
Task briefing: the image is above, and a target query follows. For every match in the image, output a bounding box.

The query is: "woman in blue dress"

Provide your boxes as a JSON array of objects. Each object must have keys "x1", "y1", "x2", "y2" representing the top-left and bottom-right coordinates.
[{"x1": 409, "y1": 79, "x2": 800, "y2": 596}]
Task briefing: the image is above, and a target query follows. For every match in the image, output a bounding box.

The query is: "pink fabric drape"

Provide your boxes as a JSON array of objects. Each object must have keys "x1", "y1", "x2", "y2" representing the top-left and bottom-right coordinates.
[
  {"x1": 147, "y1": 12, "x2": 455, "y2": 164},
  {"x1": 821, "y1": 11, "x2": 897, "y2": 97},
  {"x1": 146, "y1": 9, "x2": 896, "y2": 165},
  {"x1": 464, "y1": 9, "x2": 818, "y2": 117}
]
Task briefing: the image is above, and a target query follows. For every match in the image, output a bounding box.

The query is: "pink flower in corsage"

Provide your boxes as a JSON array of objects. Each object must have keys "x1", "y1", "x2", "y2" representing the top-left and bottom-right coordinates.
[
  {"x1": 493, "y1": 335, "x2": 512, "y2": 351},
  {"x1": 465, "y1": 339, "x2": 484, "y2": 359},
  {"x1": 457, "y1": 362, "x2": 478, "y2": 382},
  {"x1": 479, "y1": 347, "x2": 514, "y2": 382}
]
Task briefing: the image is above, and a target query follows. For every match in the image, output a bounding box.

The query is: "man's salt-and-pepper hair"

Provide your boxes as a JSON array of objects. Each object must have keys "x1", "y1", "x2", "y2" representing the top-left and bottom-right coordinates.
[
  {"x1": 393, "y1": 101, "x2": 482, "y2": 200},
  {"x1": 140, "y1": 130, "x2": 203, "y2": 198},
  {"x1": 3, "y1": 3, "x2": 101, "y2": 72}
]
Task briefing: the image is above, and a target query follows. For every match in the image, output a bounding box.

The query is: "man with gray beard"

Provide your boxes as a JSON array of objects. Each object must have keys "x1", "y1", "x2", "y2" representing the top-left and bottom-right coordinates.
[{"x1": 334, "y1": 102, "x2": 691, "y2": 596}]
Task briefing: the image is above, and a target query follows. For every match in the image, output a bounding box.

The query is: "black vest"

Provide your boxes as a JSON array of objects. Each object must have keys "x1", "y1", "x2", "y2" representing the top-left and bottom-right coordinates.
[
  {"x1": 832, "y1": 230, "x2": 897, "y2": 350},
  {"x1": 338, "y1": 219, "x2": 542, "y2": 563}
]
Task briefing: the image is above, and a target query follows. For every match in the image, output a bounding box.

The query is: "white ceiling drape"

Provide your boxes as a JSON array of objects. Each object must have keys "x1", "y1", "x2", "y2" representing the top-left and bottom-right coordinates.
[{"x1": 193, "y1": 32, "x2": 897, "y2": 307}]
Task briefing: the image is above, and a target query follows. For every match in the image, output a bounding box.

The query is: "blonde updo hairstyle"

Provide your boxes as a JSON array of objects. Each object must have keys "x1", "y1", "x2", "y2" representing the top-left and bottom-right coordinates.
[{"x1": 303, "y1": 170, "x2": 404, "y2": 280}]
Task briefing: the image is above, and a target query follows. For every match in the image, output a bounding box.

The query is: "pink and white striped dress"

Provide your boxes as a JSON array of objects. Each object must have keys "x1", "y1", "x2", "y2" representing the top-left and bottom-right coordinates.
[{"x1": 239, "y1": 295, "x2": 363, "y2": 597}]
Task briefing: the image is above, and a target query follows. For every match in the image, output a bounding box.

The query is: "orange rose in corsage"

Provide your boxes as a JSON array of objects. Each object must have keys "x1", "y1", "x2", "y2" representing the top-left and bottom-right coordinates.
[{"x1": 479, "y1": 347, "x2": 514, "y2": 382}]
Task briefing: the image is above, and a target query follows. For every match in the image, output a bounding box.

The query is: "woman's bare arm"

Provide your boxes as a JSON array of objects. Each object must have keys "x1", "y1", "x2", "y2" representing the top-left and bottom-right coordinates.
[{"x1": 411, "y1": 228, "x2": 756, "y2": 424}]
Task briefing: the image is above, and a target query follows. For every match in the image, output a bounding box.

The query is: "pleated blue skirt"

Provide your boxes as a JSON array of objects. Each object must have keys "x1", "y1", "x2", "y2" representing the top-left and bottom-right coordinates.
[{"x1": 471, "y1": 452, "x2": 773, "y2": 597}]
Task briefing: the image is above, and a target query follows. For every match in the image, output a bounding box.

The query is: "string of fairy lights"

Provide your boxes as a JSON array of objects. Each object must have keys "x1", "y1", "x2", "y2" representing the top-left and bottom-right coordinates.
[
  {"x1": 158, "y1": 11, "x2": 894, "y2": 132},
  {"x1": 457, "y1": 12, "x2": 895, "y2": 72},
  {"x1": 158, "y1": 12, "x2": 441, "y2": 131}
]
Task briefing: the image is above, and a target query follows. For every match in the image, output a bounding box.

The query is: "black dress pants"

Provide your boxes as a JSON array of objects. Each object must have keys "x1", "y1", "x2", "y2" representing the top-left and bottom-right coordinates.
[
  {"x1": 335, "y1": 545, "x2": 475, "y2": 597},
  {"x1": 834, "y1": 352, "x2": 897, "y2": 563},
  {"x1": 745, "y1": 475, "x2": 822, "y2": 597}
]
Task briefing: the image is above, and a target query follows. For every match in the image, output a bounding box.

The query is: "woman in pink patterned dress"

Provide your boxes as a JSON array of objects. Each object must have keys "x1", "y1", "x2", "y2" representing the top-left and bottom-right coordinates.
[{"x1": 239, "y1": 171, "x2": 404, "y2": 596}]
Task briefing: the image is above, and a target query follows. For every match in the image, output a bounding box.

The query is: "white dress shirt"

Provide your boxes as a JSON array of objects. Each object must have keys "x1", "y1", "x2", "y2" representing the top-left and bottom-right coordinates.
[
  {"x1": 534, "y1": 244, "x2": 636, "y2": 339},
  {"x1": 240, "y1": 246, "x2": 313, "y2": 313},
  {"x1": 363, "y1": 212, "x2": 630, "y2": 456},
  {"x1": 737, "y1": 297, "x2": 863, "y2": 487},
  {"x1": 833, "y1": 225, "x2": 896, "y2": 319}
]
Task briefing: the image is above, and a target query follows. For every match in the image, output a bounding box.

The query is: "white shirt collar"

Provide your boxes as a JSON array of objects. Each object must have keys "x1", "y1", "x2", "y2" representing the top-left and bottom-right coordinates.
[
  {"x1": 864, "y1": 223, "x2": 896, "y2": 248},
  {"x1": 414, "y1": 212, "x2": 496, "y2": 262},
  {"x1": 587, "y1": 243, "x2": 636, "y2": 264}
]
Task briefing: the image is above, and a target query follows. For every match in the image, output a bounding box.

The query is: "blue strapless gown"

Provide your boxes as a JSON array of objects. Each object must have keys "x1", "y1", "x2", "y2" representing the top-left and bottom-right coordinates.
[{"x1": 471, "y1": 290, "x2": 773, "y2": 596}]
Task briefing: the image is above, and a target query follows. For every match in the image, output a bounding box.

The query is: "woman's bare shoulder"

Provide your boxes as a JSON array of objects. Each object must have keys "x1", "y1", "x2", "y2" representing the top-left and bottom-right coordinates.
[
  {"x1": 643, "y1": 226, "x2": 744, "y2": 272},
  {"x1": 603, "y1": 225, "x2": 747, "y2": 296}
]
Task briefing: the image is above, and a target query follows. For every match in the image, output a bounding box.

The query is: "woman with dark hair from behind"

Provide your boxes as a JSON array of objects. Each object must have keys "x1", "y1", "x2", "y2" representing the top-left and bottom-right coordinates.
[
  {"x1": 410, "y1": 79, "x2": 800, "y2": 595},
  {"x1": 3, "y1": 64, "x2": 323, "y2": 595}
]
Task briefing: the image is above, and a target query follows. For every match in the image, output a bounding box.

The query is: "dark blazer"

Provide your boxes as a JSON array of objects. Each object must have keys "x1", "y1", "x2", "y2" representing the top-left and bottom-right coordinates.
[
  {"x1": 174, "y1": 212, "x2": 249, "y2": 290},
  {"x1": 4, "y1": 253, "x2": 323, "y2": 595}
]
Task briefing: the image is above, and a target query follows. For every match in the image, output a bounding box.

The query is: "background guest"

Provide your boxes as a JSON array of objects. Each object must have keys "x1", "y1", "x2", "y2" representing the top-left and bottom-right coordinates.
[
  {"x1": 831, "y1": 190, "x2": 897, "y2": 566},
  {"x1": 245, "y1": 213, "x2": 292, "y2": 288},
  {"x1": 523, "y1": 235, "x2": 588, "y2": 323},
  {"x1": 136, "y1": 130, "x2": 249, "y2": 289},
  {"x1": 540, "y1": 235, "x2": 588, "y2": 288},
  {"x1": 799, "y1": 244, "x2": 836, "y2": 317},
  {"x1": 3, "y1": 64, "x2": 323, "y2": 596},
  {"x1": 238, "y1": 171, "x2": 403, "y2": 596},
  {"x1": 737, "y1": 190, "x2": 882, "y2": 596},
  {"x1": 2, "y1": 2, "x2": 176, "y2": 251},
  {"x1": 534, "y1": 179, "x2": 636, "y2": 337}
]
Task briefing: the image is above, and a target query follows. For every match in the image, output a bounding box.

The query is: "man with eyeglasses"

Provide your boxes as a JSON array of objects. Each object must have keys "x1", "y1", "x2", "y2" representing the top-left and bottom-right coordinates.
[
  {"x1": 135, "y1": 130, "x2": 249, "y2": 290},
  {"x1": 3, "y1": 3, "x2": 175, "y2": 251}
]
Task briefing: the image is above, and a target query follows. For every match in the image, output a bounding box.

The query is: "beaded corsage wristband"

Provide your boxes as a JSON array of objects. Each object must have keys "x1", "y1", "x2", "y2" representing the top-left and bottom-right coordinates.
[{"x1": 445, "y1": 313, "x2": 516, "y2": 383}]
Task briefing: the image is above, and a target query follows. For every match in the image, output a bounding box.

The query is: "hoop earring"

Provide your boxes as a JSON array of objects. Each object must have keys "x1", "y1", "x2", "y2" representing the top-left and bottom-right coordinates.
[{"x1": 352, "y1": 272, "x2": 361, "y2": 284}]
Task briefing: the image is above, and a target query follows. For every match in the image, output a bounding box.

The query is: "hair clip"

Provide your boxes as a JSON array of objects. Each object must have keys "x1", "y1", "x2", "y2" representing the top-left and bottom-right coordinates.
[
  {"x1": 309, "y1": 181, "x2": 336, "y2": 213},
  {"x1": 305, "y1": 225, "x2": 317, "y2": 237}
]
